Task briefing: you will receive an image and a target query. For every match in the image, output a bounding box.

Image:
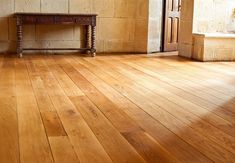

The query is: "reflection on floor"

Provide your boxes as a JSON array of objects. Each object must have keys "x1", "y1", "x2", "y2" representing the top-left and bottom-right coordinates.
[{"x1": 0, "y1": 53, "x2": 235, "y2": 162}]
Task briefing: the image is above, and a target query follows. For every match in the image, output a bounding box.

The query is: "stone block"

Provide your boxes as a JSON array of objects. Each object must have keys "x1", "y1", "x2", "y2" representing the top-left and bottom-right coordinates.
[
  {"x1": 92, "y1": 0, "x2": 114, "y2": 17},
  {"x1": 98, "y1": 18, "x2": 132, "y2": 41},
  {"x1": 205, "y1": 38, "x2": 235, "y2": 48},
  {"x1": 192, "y1": 44, "x2": 204, "y2": 61},
  {"x1": 23, "y1": 25, "x2": 36, "y2": 41},
  {"x1": 114, "y1": 0, "x2": 136, "y2": 18},
  {"x1": 70, "y1": 0, "x2": 92, "y2": 13},
  {"x1": 135, "y1": 19, "x2": 148, "y2": 40},
  {"x1": 149, "y1": 0, "x2": 162, "y2": 18},
  {"x1": 213, "y1": 48, "x2": 234, "y2": 61},
  {"x1": 74, "y1": 26, "x2": 85, "y2": 41},
  {"x1": 0, "y1": 0, "x2": 14, "y2": 17},
  {"x1": 36, "y1": 25, "x2": 74, "y2": 41},
  {"x1": 148, "y1": 19, "x2": 161, "y2": 40},
  {"x1": 15, "y1": 0, "x2": 40, "y2": 12},
  {"x1": 0, "y1": 41, "x2": 16, "y2": 53},
  {"x1": 134, "y1": 40, "x2": 148, "y2": 53},
  {"x1": 179, "y1": 20, "x2": 193, "y2": 44},
  {"x1": 181, "y1": 0, "x2": 194, "y2": 21},
  {"x1": 0, "y1": 17, "x2": 8, "y2": 41},
  {"x1": 136, "y1": 0, "x2": 148, "y2": 19},
  {"x1": 41, "y1": 0, "x2": 68, "y2": 13},
  {"x1": 104, "y1": 40, "x2": 134, "y2": 52},
  {"x1": 202, "y1": 47, "x2": 214, "y2": 61},
  {"x1": 192, "y1": 33, "x2": 235, "y2": 61},
  {"x1": 8, "y1": 17, "x2": 16, "y2": 41},
  {"x1": 22, "y1": 40, "x2": 83, "y2": 53},
  {"x1": 0, "y1": 42, "x2": 9, "y2": 53},
  {"x1": 9, "y1": 17, "x2": 35, "y2": 41},
  {"x1": 96, "y1": 40, "x2": 104, "y2": 53},
  {"x1": 45, "y1": 40, "x2": 83, "y2": 48},
  {"x1": 148, "y1": 39, "x2": 161, "y2": 53},
  {"x1": 178, "y1": 43, "x2": 193, "y2": 58}
]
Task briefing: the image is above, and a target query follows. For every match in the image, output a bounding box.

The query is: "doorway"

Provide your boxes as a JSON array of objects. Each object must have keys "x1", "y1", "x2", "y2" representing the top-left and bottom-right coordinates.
[{"x1": 162, "y1": 0, "x2": 181, "y2": 52}]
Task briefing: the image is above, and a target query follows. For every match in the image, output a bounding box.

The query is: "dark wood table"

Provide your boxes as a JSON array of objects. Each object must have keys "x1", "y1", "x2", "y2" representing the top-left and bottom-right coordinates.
[{"x1": 14, "y1": 13, "x2": 97, "y2": 58}]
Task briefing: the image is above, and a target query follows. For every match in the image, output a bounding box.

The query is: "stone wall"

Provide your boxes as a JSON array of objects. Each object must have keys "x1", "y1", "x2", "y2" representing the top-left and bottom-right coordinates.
[
  {"x1": 193, "y1": 33, "x2": 235, "y2": 61},
  {"x1": 193, "y1": 0, "x2": 235, "y2": 33},
  {"x1": 179, "y1": 0, "x2": 235, "y2": 59},
  {"x1": 178, "y1": 0, "x2": 194, "y2": 58},
  {"x1": 0, "y1": 0, "x2": 149, "y2": 53},
  {"x1": 147, "y1": 0, "x2": 163, "y2": 53}
]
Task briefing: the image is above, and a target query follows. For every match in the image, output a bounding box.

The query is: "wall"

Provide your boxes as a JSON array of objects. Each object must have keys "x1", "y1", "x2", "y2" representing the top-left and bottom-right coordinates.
[
  {"x1": 0, "y1": 0, "x2": 149, "y2": 53},
  {"x1": 178, "y1": 0, "x2": 194, "y2": 58},
  {"x1": 147, "y1": 0, "x2": 163, "y2": 53},
  {"x1": 193, "y1": 0, "x2": 235, "y2": 33},
  {"x1": 179, "y1": 0, "x2": 235, "y2": 58}
]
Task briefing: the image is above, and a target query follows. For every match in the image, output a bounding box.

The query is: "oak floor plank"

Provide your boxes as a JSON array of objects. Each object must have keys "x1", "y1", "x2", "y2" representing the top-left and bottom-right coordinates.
[
  {"x1": 181, "y1": 57, "x2": 235, "y2": 79},
  {"x1": 25, "y1": 57, "x2": 81, "y2": 163},
  {"x1": 44, "y1": 56, "x2": 152, "y2": 162},
  {"x1": 79, "y1": 56, "x2": 235, "y2": 162},
  {"x1": 147, "y1": 58, "x2": 235, "y2": 114},
  {"x1": 127, "y1": 57, "x2": 235, "y2": 117},
  {"x1": 69, "y1": 96, "x2": 150, "y2": 163},
  {"x1": 110, "y1": 58, "x2": 235, "y2": 137},
  {"x1": 57, "y1": 56, "x2": 172, "y2": 163},
  {"x1": 25, "y1": 58, "x2": 55, "y2": 112},
  {"x1": 15, "y1": 58, "x2": 54, "y2": 163},
  {"x1": 73, "y1": 57, "x2": 213, "y2": 163},
  {"x1": 45, "y1": 56, "x2": 84, "y2": 97},
  {"x1": 151, "y1": 56, "x2": 235, "y2": 98},
  {"x1": 40, "y1": 111, "x2": 67, "y2": 137},
  {"x1": 115, "y1": 55, "x2": 235, "y2": 97},
  {"x1": 0, "y1": 56, "x2": 16, "y2": 97},
  {"x1": 49, "y1": 136, "x2": 80, "y2": 163},
  {"x1": 1, "y1": 53, "x2": 235, "y2": 162},
  {"x1": 0, "y1": 54, "x2": 3, "y2": 73},
  {"x1": 51, "y1": 97, "x2": 113, "y2": 163},
  {"x1": 0, "y1": 56, "x2": 19, "y2": 163},
  {"x1": 96, "y1": 57, "x2": 235, "y2": 155},
  {"x1": 122, "y1": 60, "x2": 235, "y2": 124},
  {"x1": 29, "y1": 56, "x2": 113, "y2": 163},
  {"x1": 0, "y1": 97, "x2": 19, "y2": 163}
]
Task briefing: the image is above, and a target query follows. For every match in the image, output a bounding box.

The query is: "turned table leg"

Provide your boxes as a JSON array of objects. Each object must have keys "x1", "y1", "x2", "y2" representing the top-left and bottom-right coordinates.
[
  {"x1": 85, "y1": 25, "x2": 90, "y2": 55},
  {"x1": 16, "y1": 17, "x2": 23, "y2": 58},
  {"x1": 91, "y1": 25, "x2": 96, "y2": 57}
]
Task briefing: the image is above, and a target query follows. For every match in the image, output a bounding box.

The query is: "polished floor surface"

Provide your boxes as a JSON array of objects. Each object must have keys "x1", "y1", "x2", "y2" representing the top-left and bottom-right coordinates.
[{"x1": 1, "y1": 53, "x2": 235, "y2": 163}]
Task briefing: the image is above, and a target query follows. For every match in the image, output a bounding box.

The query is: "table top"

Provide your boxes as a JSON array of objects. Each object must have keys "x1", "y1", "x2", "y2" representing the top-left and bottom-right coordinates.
[{"x1": 14, "y1": 12, "x2": 97, "y2": 16}]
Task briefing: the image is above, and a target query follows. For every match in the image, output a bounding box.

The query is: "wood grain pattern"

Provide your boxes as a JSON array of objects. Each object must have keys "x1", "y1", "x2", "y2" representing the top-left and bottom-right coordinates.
[
  {"x1": 49, "y1": 136, "x2": 80, "y2": 163},
  {"x1": 78, "y1": 56, "x2": 235, "y2": 162},
  {"x1": 72, "y1": 57, "x2": 211, "y2": 163},
  {"x1": 1, "y1": 53, "x2": 235, "y2": 162},
  {"x1": 0, "y1": 56, "x2": 19, "y2": 163},
  {"x1": 41, "y1": 111, "x2": 67, "y2": 137},
  {"x1": 28, "y1": 56, "x2": 112, "y2": 163},
  {"x1": 15, "y1": 58, "x2": 54, "y2": 163}
]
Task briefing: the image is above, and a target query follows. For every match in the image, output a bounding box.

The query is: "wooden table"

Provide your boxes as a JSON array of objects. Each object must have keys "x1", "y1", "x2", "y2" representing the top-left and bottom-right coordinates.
[{"x1": 14, "y1": 13, "x2": 97, "y2": 58}]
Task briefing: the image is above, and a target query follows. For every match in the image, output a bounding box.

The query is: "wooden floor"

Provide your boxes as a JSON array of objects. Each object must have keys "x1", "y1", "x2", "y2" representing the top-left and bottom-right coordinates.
[{"x1": 1, "y1": 53, "x2": 235, "y2": 163}]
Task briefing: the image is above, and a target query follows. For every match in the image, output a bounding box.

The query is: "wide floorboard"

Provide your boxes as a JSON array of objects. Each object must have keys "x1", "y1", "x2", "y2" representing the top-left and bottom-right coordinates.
[{"x1": 1, "y1": 53, "x2": 235, "y2": 163}]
